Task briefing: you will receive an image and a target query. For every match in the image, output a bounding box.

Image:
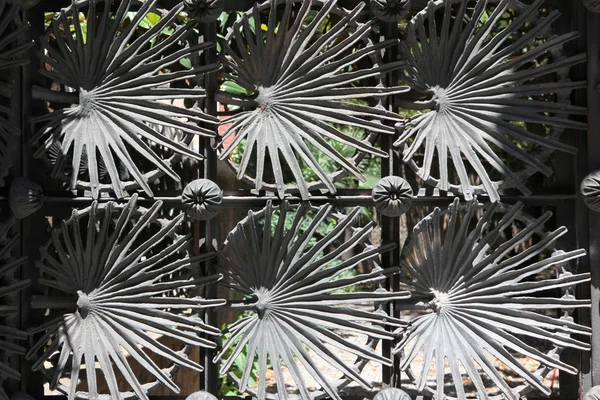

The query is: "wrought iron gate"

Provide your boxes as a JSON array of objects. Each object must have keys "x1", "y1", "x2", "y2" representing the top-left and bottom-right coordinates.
[{"x1": 0, "y1": 0, "x2": 598, "y2": 399}]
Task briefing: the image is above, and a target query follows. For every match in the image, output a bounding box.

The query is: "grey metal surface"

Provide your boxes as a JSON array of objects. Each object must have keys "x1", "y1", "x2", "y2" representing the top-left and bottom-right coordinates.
[
  {"x1": 216, "y1": 0, "x2": 409, "y2": 199},
  {"x1": 581, "y1": 170, "x2": 600, "y2": 211},
  {"x1": 29, "y1": 0, "x2": 219, "y2": 199},
  {"x1": 586, "y1": 386, "x2": 600, "y2": 399},
  {"x1": 0, "y1": 0, "x2": 592, "y2": 398},
  {"x1": 586, "y1": 2, "x2": 600, "y2": 390},
  {"x1": 582, "y1": 0, "x2": 600, "y2": 12},
  {"x1": 181, "y1": 179, "x2": 222, "y2": 221},
  {"x1": 373, "y1": 388, "x2": 412, "y2": 400},
  {"x1": 26, "y1": 195, "x2": 225, "y2": 400},
  {"x1": 372, "y1": 176, "x2": 413, "y2": 217},
  {"x1": 215, "y1": 201, "x2": 410, "y2": 400},
  {"x1": 395, "y1": 0, "x2": 587, "y2": 202},
  {"x1": 185, "y1": 392, "x2": 218, "y2": 400},
  {"x1": 396, "y1": 198, "x2": 591, "y2": 399}
]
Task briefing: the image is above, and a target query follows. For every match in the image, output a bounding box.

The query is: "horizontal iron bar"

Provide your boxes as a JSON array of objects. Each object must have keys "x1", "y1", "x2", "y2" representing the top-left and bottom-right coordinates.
[
  {"x1": 0, "y1": 192, "x2": 579, "y2": 208},
  {"x1": 38, "y1": 0, "x2": 434, "y2": 13},
  {"x1": 31, "y1": 296, "x2": 75, "y2": 310},
  {"x1": 38, "y1": 395, "x2": 562, "y2": 400}
]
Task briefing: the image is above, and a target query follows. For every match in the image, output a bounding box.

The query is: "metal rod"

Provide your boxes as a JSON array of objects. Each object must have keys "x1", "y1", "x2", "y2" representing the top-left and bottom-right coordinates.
[
  {"x1": 213, "y1": 303, "x2": 257, "y2": 313},
  {"x1": 31, "y1": 296, "x2": 75, "y2": 310},
  {"x1": 42, "y1": 0, "x2": 435, "y2": 12},
  {"x1": 39, "y1": 193, "x2": 579, "y2": 206}
]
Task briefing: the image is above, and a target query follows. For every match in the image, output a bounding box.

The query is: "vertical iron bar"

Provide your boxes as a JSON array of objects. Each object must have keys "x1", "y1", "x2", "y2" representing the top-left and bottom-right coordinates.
[
  {"x1": 551, "y1": 0, "x2": 590, "y2": 397},
  {"x1": 20, "y1": 3, "x2": 46, "y2": 399},
  {"x1": 200, "y1": 19, "x2": 220, "y2": 395},
  {"x1": 381, "y1": 17, "x2": 402, "y2": 389},
  {"x1": 6, "y1": 3, "x2": 25, "y2": 397},
  {"x1": 586, "y1": 4, "x2": 600, "y2": 391}
]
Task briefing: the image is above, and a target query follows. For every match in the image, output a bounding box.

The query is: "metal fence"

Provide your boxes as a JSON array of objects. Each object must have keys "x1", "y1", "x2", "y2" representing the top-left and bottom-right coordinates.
[{"x1": 0, "y1": 0, "x2": 598, "y2": 399}]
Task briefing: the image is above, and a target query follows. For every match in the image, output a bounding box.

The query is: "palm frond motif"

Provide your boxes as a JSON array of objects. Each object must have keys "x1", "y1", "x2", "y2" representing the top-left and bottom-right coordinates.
[
  {"x1": 30, "y1": 0, "x2": 220, "y2": 199},
  {"x1": 0, "y1": 0, "x2": 33, "y2": 186},
  {"x1": 395, "y1": 0, "x2": 586, "y2": 202},
  {"x1": 217, "y1": 0, "x2": 409, "y2": 199},
  {"x1": 27, "y1": 195, "x2": 225, "y2": 400},
  {"x1": 396, "y1": 198, "x2": 591, "y2": 399},
  {"x1": 0, "y1": 217, "x2": 29, "y2": 400},
  {"x1": 216, "y1": 201, "x2": 410, "y2": 400}
]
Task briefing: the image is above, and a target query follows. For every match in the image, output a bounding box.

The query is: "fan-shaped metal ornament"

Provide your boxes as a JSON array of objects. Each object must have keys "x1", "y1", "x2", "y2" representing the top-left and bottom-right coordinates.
[
  {"x1": 30, "y1": 0, "x2": 220, "y2": 199},
  {"x1": 373, "y1": 388, "x2": 412, "y2": 400},
  {"x1": 217, "y1": 0, "x2": 409, "y2": 199},
  {"x1": 0, "y1": 0, "x2": 33, "y2": 187},
  {"x1": 581, "y1": 170, "x2": 600, "y2": 212},
  {"x1": 372, "y1": 176, "x2": 413, "y2": 217},
  {"x1": 395, "y1": 0, "x2": 587, "y2": 202},
  {"x1": 396, "y1": 198, "x2": 591, "y2": 399},
  {"x1": 186, "y1": 391, "x2": 218, "y2": 400},
  {"x1": 216, "y1": 201, "x2": 410, "y2": 400},
  {"x1": 27, "y1": 195, "x2": 225, "y2": 400},
  {"x1": 0, "y1": 217, "x2": 29, "y2": 400},
  {"x1": 181, "y1": 179, "x2": 222, "y2": 221},
  {"x1": 183, "y1": 0, "x2": 224, "y2": 22},
  {"x1": 9, "y1": 177, "x2": 43, "y2": 219},
  {"x1": 370, "y1": 0, "x2": 411, "y2": 21}
]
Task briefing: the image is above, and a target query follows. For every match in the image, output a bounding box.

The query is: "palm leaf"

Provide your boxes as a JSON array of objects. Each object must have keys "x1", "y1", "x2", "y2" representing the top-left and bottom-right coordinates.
[
  {"x1": 28, "y1": 195, "x2": 225, "y2": 400},
  {"x1": 217, "y1": 0, "x2": 409, "y2": 199},
  {"x1": 31, "y1": 0, "x2": 220, "y2": 198},
  {"x1": 216, "y1": 201, "x2": 409, "y2": 400},
  {"x1": 396, "y1": 0, "x2": 586, "y2": 201},
  {"x1": 396, "y1": 198, "x2": 591, "y2": 399}
]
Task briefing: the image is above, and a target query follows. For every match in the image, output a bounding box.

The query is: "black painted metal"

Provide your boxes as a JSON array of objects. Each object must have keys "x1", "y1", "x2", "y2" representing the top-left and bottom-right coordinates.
[
  {"x1": 0, "y1": 0, "x2": 594, "y2": 399},
  {"x1": 586, "y1": 4, "x2": 600, "y2": 392}
]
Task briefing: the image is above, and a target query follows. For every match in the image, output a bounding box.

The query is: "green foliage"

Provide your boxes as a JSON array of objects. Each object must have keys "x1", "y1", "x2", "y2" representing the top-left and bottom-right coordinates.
[
  {"x1": 221, "y1": 81, "x2": 251, "y2": 96},
  {"x1": 137, "y1": 11, "x2": 161, "y2": 28},
  {"x1": 218, "y1": 323, "x2": 260, "y2": 396}
]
